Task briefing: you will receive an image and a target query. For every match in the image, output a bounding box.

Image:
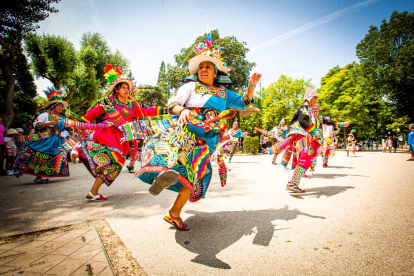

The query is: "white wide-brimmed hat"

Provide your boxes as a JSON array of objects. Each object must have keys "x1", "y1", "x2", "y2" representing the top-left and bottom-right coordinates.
[
  {"x1": 104, "y1": 64, "x2": 134, "y2": 94},
  {"x1": 188, "y1": 32, "x2": 229, "y2": 76},
  {"x1": 188, "y1": 54, "x2": 228, "y2": 75}
]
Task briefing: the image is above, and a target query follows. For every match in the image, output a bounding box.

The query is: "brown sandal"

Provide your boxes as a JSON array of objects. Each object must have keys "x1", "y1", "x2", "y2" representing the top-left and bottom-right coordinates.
[{"x1": 164, "y1": 210, "x2": 189, "y2": 231}]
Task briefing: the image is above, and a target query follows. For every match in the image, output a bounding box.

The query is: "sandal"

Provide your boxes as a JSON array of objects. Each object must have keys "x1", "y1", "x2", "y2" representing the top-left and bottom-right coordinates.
[
  {"x1": 86, "y1": 191, "x2": 107, "y2": 200},
  {"x1": 149, "y1": 170, "x2": 179, "y2": 195},
  {"x1": 33, "y1": 178, "x2": 50, "y2": 184},
  {"x1": 14, "y1": 171, "x2": 23, "y2": 178},
  {"x1": 286, "y1": 182, "x2": 306, "y2": 193},
  {"x1": 164, "y1": 210, "x2": 189, "y2": 231}
]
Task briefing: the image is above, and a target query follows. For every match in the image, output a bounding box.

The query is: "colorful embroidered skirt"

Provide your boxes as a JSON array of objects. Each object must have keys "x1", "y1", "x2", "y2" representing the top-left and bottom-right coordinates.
[
  {"x1": 13, "y1": 145, "x2": 69, "y2": 177},
  {"x1": 77, "y1": 142, "x2": 125, "y2": 186},
  {"x1": 221, "y1": 139, "x2": 238, "y2": 159},
  {"x1": 346, "y1": 142, "x2": 358, "y2": 152},
  {"x1": 137, "y1": 125, "x2": 212, "y2": 202},
  {"x1": 322, "y1": 141, "x2": 335, "y2": 158}
]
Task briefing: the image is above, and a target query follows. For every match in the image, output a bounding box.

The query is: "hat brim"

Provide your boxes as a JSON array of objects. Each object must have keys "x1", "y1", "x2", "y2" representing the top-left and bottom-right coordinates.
[
  {"x1": 43, "y1": 100, "x2": 69, "y2": 109},
  {"x1": 188, "y1": 55, "x2": 228, "y2": 75},
  {"x1": 108, "y1": 78, "x2": 134, "y2": 94}
]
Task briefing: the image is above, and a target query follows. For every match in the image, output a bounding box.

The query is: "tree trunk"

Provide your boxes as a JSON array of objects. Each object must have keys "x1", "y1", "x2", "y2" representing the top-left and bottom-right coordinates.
[
  {"x1": 0, "y1": 57, "x2": 15, "y2": 128},
  {"x1": 79, "y1": 99, "x2": 89, "y2": 106},
  {"x1": 53, "y1": 79, "x2": 61, "y2": 90},
  {"x1": 0, "y1": 35, "x2": 21, "y2": 128},
  {"x1": 64, "y1": 87, "x2": 76, "y2": 101}
]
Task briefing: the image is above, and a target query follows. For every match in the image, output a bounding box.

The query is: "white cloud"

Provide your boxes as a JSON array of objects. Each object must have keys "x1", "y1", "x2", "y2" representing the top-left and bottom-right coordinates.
[{"x1": 251, "y1": 0, "x2": 379, "y2": 52}]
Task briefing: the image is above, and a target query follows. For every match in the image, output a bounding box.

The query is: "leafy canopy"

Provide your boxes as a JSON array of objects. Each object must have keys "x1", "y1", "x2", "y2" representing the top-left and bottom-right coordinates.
[
  {"x1": 0, "y1": 0, "x2": 60, "y2": 38},
  {"x1": 356, "y1": 10, "x2": 414, "y2": 122}
]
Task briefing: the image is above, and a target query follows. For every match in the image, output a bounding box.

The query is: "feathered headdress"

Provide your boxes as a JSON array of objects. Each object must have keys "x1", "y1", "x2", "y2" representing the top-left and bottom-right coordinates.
[
  {"x1": 193, "y1": 32, "x2": 226, "y2": 65},
  {"x1": 103, "y1": 64, "x2": 133, "y2": 94},
  {"x1": 104, "y1": 64, "x2": 123, "y2": 84},
  {"x1": 188, "y1": 31, "x2": 231, "y2": 81},
  {"x1": 40, "y1": 87, "x2": 69, "y2": 109}
]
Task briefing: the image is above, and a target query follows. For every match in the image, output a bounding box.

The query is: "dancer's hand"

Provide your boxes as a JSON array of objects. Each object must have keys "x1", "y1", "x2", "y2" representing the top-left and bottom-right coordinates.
[
  {"x1": 49, "y1": 118, "x2": 60, "y2": 126},
  {"x1": 104, "y1": 121, "x2": 114, "y2": 128},
  {"x1": 179, "y1": 109, "x2": 191, "y2": 124},
  {"x1": 249, "y1": 72, "x2": 262, "y2": 87},
  {"x1": 344, "y1": 122, "x2": 350, "y2": 127}
]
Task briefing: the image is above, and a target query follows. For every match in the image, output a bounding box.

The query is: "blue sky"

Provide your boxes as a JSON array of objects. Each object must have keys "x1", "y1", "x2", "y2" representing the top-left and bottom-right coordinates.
[{"x1": 34, "y1": 0, "x2": 414, "y2": 95}]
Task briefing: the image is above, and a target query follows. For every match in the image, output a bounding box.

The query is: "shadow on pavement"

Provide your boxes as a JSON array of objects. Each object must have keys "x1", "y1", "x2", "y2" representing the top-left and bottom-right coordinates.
[
  {"x1": 326, "y1": 166, "x2": 354, "y2": 169},
  {"x1": 290, "y1": 186, "x2": 354, "y2": 199},
  {"x1": 175, "y1": 206, "x2": 325, "y2": 269},
  {"x1": 228, "y1": 162, "x2": 260, "y2": 164},
  {"x1": 310, "y1": 173, "x2": 368, "y2": 179}
]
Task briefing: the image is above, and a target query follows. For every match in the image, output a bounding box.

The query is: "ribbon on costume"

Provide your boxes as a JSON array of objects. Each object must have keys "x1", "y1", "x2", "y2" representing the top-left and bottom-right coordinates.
[
  {"x1": 254, "y1": 126, "x2": 275, "y2": 138},
  {"x1": 216, "y1": 155, "x2": 227, "y2": 187},
  {"x1": 118, "y1": 118, "x2": 179, "y2": 143},
  {"x1": 16, "y1": 130, "x2": 53, "y2": 143},
  {"x1": 60, "y1": 118, "x2": 112, "y2": 130},
  {"x1": 57, "y1": 130, "x2": 93, "y2": 153}
]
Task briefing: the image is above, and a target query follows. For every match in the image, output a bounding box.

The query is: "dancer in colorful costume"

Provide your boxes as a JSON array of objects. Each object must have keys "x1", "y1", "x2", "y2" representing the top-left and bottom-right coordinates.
[
  {"x1": 71, "y1": 65, "x2": 167, "y2": 200},
  {"x1": 346, "y1": 129, "x2": 358, "y2": 157},
  {"x1": 321, "y1": 115, "x2": 339, "y2": 167},
  {"x1": 223, "y1": 122, "x2": 243, "y2": 163},
  {"x1": 272, "y1": 87, "x2": 349, "y2": 193},
  {"x1": 254, "y1": 118, "x2": 287, "y2": 164},
  {"x1": 304, "y1": 104, "x2": 349, "y2": 174},
  {"x1": 136, "y1": 32, "x2": 261, "y2": 230},
  {"x1": 270, "y1": 118, "x2": 288, "y2": 164},
  {"x1": 13, "y1": 88, "x2": 70, "y2": 183},
  {"x1": 308, "y1": 104, "x2": 348, "y2": 173}
]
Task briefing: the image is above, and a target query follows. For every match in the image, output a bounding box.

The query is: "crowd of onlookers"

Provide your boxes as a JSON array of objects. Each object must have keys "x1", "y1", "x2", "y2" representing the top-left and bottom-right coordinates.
[{"x1": 0, "y1": 118, "x2": 35, "y2": 176}]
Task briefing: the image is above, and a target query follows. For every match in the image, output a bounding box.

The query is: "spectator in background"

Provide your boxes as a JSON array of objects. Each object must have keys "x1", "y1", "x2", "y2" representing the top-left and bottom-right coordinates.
[
  {"x1": 387, "y1": 136, "x2": 393, "y2": 153},
  {"x1": 0, "y1": 117, "x2": 4, "y2": 174},
  {"x1": 407, "y1": 124, "x2": 414, "y2": 161},
  {"x1": 366, "y1": 140, "x2": 371, "y2": 151},
  {"x1": 4, "y1": 129, "x2": 18, "y2": 176},
  {"x1": 382, "y1": 139, "x2": 387, "y2": 153},
  {"x1": 392, "y1": 135, "x2": 398, "y2": 153},
  {"x1": 22, "y1": 119, "x2": 34, "y2": 135},
  {"x1": 375, "y1": 140, "x2": 379, "y2": 150}
]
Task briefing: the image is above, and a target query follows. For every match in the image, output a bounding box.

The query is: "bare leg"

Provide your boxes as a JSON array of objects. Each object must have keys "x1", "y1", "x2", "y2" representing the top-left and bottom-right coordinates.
[
  {"x1": 346, "y1": 150, "x2": 349, "y2": 156},
  {"x1": 170, "y1": 185, "x2": 191, "y2": 224},
  {"x1": 87, "y1": 177, "x2": 107, "y2": 198}
]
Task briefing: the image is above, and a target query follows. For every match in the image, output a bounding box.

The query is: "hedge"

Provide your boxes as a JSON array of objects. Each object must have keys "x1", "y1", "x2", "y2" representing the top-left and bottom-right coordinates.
[{"x1": 243, "y1": 136, "x2": 260, "y2": 155}]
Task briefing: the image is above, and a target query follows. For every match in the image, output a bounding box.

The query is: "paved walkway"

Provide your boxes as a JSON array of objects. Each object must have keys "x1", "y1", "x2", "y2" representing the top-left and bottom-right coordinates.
[
  {"x1": 0, "y1": 149, "x2": 413, "y2": 275},
  {"x1": 0, "y1": 228, "x2": 113, "y2": 275}
]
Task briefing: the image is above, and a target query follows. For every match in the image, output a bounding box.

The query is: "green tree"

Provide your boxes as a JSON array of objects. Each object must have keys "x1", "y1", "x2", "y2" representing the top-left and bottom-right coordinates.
[
  {"x1": 79, "y1": 32, "x2": 129, "y2": 89},
  {"x1": 0, "y1": 0, "x2": 60, "y2": 127},
  {"x1": 356, "y1": 10, "x2": 414, "y2": 122},
  {"x1": 25, "y1": 32, "x2": 131, "y2": 114},
  {"x1": 0, "y1": 43, "x2": 38, "y2": 128},
  {"x1": 319, "y1": 62, "x2": 374, "y2": 139},
  {"x1": 25, "y1": 33, "x2": 77, "y2": 90},
  {"x1": 133, "y1": 85, "x2": 165, "y2": 107},
  {"x1": 157, "y1": 61, "x2": 166, "y2": 86},
  {"x1": 259, "y1": 75, "x2": 313, "y2": 131}
]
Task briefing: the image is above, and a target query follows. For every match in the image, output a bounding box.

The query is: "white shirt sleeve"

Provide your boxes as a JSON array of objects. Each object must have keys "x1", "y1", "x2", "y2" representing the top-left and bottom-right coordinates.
[
  {"x1": 34, "y1": 112, "x2": 51, "y2": 127},
  {"x1": 167, "y1": 82, "x2": 195, "y2": 108}
]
